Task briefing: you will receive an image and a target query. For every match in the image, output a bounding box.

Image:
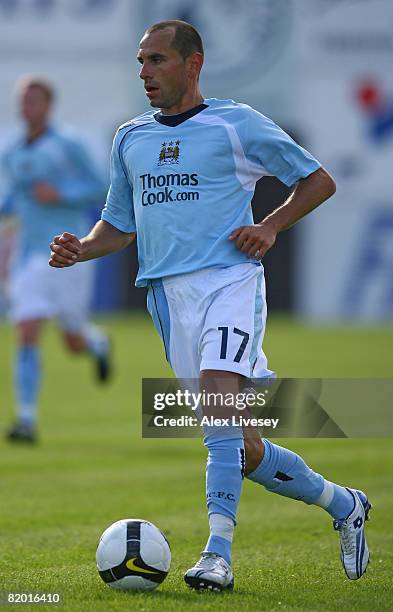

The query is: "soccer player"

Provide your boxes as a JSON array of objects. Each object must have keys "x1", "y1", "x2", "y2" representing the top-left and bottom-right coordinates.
[
  {"x1": 49, "y1": 21, "x2": 371, "y2": 590},
  {"x1": 1, "y1": 77, "x2": 111, "y2": 443}
]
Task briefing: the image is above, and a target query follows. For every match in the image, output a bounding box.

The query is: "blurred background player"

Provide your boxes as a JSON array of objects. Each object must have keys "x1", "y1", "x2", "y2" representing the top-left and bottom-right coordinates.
[{"x1": 0, "y1": 76, "x2": 111, "y2": 443}]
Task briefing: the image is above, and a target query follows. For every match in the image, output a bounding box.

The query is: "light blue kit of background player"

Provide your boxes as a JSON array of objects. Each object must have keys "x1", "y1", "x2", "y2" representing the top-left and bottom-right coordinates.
[{"x1": 1, "y1": 124, "x2": 109, "y2": 439}]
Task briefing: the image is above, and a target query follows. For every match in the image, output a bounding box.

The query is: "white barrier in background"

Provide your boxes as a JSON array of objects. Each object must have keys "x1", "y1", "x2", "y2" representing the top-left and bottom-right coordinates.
[
  {"x1": 293, "y1": 0, "x2": 393, "y2": 321},
  {"x1": 0, "y1": 0, "x2": 391, "y2": 321}
]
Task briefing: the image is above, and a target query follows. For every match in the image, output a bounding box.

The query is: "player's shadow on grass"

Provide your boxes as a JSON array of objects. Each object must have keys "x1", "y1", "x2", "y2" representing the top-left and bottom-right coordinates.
[
  {"x1": 109, "y1": 586, "x2": 246, "y2": 603},
  {"x1": 144, "y1": 589, "x2": 241, "y2": 601}
]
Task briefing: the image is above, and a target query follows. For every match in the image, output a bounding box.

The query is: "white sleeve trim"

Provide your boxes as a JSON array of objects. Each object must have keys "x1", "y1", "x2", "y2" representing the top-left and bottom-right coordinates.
[{"x1": 191, "y1": 113, "x2": 271, "y2": 192}]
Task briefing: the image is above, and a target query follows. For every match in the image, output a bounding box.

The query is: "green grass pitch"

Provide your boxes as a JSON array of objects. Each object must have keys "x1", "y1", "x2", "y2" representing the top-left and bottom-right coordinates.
[{"x1": 1, "y1": 313, "x2": 392, "y2": 611}]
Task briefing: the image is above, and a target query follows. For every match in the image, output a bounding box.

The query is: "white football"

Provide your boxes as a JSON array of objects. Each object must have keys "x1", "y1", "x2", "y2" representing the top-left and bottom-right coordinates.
[{"x1": 96, "y1": 519, "x2": 171, "y2": 592}]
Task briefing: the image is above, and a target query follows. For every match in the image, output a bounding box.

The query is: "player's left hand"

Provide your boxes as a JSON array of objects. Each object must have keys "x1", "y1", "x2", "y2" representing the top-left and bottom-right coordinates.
[
  {"x1": 229, "y1": 223, "x2": 277, "y2": 260},
  {"x1": 33, "y1": 182, "x2": 61, "y2": 204}
]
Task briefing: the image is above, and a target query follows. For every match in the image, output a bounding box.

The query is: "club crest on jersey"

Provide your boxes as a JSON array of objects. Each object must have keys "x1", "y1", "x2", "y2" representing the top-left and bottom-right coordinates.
[{"x1": 158, "y1": 140, "x2": 180, "y2": 166}]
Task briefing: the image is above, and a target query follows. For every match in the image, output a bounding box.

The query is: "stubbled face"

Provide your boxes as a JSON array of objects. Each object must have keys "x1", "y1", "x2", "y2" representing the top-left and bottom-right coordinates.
[
  {"x1": 20, "y1": 85, "x2": 51, "y2": 125},
  {"x1": 137, "y1": 28, "x2": 189, "y2": 110}
]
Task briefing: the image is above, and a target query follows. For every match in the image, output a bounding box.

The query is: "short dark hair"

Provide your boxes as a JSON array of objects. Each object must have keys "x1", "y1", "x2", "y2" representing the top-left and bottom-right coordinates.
[
  {"x1": 146, "y1": 20, "x2": 204, "y2": 60},
  {"x1": 16, "y1": 76, "x2": 55, "y2": 103}
]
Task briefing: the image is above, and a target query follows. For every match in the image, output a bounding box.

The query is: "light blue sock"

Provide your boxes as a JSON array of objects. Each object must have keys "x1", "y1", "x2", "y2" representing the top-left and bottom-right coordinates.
[
  {"x1": 204, "y1": 436, "x2": 244, "y2": 564},
  {"x1": 15, "y1": 345, "x2": 41, "y2": 427},
  {"x1": 206, "y1": 529, "x2": 233, "y2": 566},
  {"x1": 83, "y1": 324, "x2": 109, "y2": 358},
  {"x1": 247, "y1": 438, "x2": 354, "y2": 520}
]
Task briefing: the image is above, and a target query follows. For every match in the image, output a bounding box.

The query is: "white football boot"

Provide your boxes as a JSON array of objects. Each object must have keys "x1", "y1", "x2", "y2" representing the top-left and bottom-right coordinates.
[
  {"x1": 333, "y1": 488, "x2": 372, "y2": 580},
  {"x1": 184, "y1": 552, "x2": 234, "y2": 591}
]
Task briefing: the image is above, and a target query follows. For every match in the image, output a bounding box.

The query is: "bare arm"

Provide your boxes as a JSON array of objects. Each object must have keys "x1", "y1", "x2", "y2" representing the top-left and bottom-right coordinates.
[
  {"x1": 49, "y1": 220, "x2": 135, "y2": 268},
  {"x1": 230, "y1": 167, "x2": 336, "y2": 258},
  {"x1": 78, "y1": 220, "x2": 135, "y2": 261}
]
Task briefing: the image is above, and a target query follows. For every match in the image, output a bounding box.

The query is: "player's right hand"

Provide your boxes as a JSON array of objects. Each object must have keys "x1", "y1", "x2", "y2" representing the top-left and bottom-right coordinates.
[{"x1": 49, "y1": 232, "x2": 82, "y2": 268}]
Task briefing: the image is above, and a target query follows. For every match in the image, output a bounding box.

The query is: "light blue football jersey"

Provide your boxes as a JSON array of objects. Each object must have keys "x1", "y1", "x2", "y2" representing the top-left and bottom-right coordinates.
[
  {"x1": 1, "y1": 127, "x2": 106, "y2": 264},
  {"x1": 101, "y1": 98, "x2": 321, "y2": 287}
]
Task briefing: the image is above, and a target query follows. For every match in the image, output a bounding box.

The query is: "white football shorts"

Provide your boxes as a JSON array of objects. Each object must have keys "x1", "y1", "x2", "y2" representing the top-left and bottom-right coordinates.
[
  {"x1": 147, "y1": 262, "x2": 273, "y2": 380},
  {"x1": 8, "y1": 254, "x2": 94, "y2": 332}
]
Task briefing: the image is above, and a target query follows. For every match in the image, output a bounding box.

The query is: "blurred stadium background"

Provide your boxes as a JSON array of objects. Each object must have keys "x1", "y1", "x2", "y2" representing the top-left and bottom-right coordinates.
[
  {"x1": 1, "y1": 0, "x2": 392, "y2": 319},
  {"x1": 0, "y1": 1, "x2": 392, "y2": 609}
]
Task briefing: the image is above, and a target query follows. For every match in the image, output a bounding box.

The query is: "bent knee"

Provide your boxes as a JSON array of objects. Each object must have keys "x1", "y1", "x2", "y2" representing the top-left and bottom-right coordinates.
[
  {"x1": 244, "y1": 436, "x2": 264, "y2": 476},
  {"x1": 63, "y1": 333, "x2": 87, "y2": 353}
]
